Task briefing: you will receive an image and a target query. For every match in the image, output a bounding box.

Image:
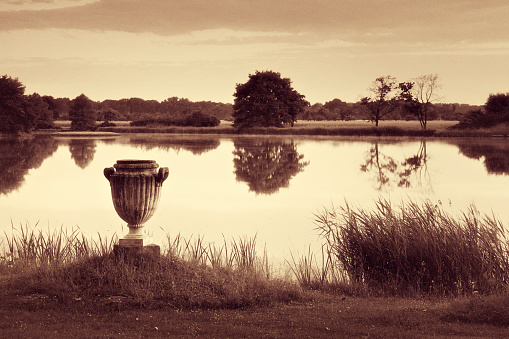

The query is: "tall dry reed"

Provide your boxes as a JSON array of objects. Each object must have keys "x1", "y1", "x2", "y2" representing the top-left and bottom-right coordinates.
[
  {"x1": 2, "y1": 221, "x2": 116, "y2": 270},
  {"x1": 287, "y1": 245, "x2": 352, "y2": 294},
  {"x1": 315, "y1": 199, "x2": 509, "y2": 296}
]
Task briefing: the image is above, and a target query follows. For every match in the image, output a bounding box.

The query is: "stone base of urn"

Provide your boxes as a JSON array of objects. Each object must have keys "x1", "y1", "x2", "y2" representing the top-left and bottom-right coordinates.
[{"x1": 113, "y1": 241, "x2": 160, "y2": 261}]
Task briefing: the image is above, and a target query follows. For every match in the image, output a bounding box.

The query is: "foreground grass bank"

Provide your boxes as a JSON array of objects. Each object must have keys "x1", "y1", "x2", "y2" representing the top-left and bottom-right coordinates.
[
  {"x1": 2, "y1": 199, "x2": 509, "y2": 335},
  {"x1": 1, "y1": 228, "x2": 300, "y2": 309}
]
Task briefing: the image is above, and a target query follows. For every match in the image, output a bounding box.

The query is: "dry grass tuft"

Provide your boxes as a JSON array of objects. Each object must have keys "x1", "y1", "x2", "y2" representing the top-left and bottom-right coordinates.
[
  {"x1": 313, "y1": 199, "x2": 509, "y2": 296},
  {"x1": 1, "y1": 225, "x2": 301, "y2": 309}
]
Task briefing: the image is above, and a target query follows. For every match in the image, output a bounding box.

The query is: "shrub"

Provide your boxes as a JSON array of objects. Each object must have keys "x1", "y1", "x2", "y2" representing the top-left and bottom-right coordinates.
[
  {"x1": 130, "y1": 111, "x2": 220, "y2": 128},
  {"x1": 181, "y1": 111, "x2": 220, "y2": 127},
  {"x1": 452, "y1": 109, "x2": 506, "y2": 129},
  {"x1": 453, "y1": 93, "x2": 509, "y2": 129},
  {"x1": 97, "y1": 121, "x2": 116, "y2": 128}
]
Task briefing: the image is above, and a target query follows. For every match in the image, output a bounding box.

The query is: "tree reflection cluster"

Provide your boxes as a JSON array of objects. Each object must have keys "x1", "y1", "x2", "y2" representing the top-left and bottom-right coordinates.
[
  {"x1": 233, "y1": 139, "x2": 309, "y2": 194},
  {"x1": 361, "y1": 141, "x2": 429, "y2": 190},
  {"x1": 69, "y1": 139, "x2": 97, "y2": 169},
  {"x1": 361, "y1": 139, "x2": 509, "y2": 191},
  {"x1": 456, "y1": 140, "x2": 509, "y2": 175},
  {"x1": 1, "y1": 136, "x2": 509, "y2": 196},
  {"x1": 126, "y1": 137, "x2": 220, "y2": 156},
  {"x1": 0, "y1": 136, "x2": 58, "y2": 194}
]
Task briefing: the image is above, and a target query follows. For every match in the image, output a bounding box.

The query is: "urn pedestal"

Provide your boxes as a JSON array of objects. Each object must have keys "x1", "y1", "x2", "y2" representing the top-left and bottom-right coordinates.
[{"x1": 104, "y1": 160, "x2": 169, "y2": 251}]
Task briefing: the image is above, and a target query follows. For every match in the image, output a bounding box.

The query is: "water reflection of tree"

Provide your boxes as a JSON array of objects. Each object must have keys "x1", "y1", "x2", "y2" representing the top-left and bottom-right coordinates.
[
  {"x1": 398, "y1": 142, "x2": 428, "y2": 187},
  {"x1": 360, "y1": 143, "x2": 397, "y2": 189},
  {"x1": 0, "y1": 136, "x2": 58, "y2": 195},
  {"x1": 456, "y1": 140, "x2": 509, "y2": 175},
  {"x1": 233, "y1": 139, "x2": 309, "y2": 194},
  {"x1": 127, "y1": 137, "x2": 220, "y2": 155},
  {"x1": 361, "y1": 141, "x2": 429, "y2": 190},
  {"x1": 69, "y1": 139, "x2": 96, "y2": 169}
]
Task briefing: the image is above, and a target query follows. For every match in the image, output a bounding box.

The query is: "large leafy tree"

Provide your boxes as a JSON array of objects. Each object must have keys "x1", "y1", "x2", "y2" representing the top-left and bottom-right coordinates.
[
  {"x1": 0, "y1": 75, "x2": 36, "y2": 134},
  {"x1": 233, "y1": 71, "x2": 309, "y2": 128},
  {"x1": 360, "y1": 75, "x2": 398, "y2": 127},
  {"x1": 70, "y1": 94, "x2": 97, "y2": 131},
  {"x1": 485, "y1": 93, "x2": 509, "y2": 121},
  {"x1": 25, "y1": 93, "x2": 54, "y2": 129}
]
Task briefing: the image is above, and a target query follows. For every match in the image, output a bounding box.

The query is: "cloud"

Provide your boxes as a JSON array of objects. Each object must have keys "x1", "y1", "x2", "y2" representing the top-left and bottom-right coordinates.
[
  {"x1": 0, "y1": 0, "x2": 507, "y2": 44},
  {"x1": 0, "y1": 0, "x2": 97, "y2": 11}
]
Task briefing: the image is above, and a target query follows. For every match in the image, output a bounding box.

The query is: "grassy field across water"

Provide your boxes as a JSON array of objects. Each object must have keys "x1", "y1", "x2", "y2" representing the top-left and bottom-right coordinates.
[
  {"x1": 50, "y1": 119, "x2": 509, "y2": 138},
  {"x1": 94, "y1": 120, "x2": 459, "y2": 136}
]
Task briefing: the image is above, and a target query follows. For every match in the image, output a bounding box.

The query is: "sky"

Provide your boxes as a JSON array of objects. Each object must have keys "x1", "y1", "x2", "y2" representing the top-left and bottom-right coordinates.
[{"x1": 1, "y1": 0, "x2": 508, "y2": 105}]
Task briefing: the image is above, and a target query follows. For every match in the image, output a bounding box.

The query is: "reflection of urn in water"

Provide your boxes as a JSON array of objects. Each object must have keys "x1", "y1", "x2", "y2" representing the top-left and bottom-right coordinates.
[{"x1": 104, "y1": 160, "x2": 169, "y2": 241}]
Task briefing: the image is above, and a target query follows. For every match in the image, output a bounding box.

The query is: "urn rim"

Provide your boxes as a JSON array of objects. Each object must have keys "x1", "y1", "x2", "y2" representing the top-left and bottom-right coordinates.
[{"x1": 114, "y1": 159, "x2": 159, "y2": 169}]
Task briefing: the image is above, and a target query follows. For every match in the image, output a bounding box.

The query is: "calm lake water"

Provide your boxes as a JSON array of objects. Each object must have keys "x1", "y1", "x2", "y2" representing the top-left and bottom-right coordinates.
[{"x1": 1, "y1": 134, "x2": 509, "y2": 261}]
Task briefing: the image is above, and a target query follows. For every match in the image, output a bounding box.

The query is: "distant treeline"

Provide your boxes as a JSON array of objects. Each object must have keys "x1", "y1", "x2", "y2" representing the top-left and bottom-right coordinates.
[
  {"x1": 13, "y1": 95, "x2": 483, "y2": 127},
  {"x1": 299, "y1": 99, "x2": 481, "y2": 122},
  {"x1": 45, "y1": 96, "x2": 480, "y2": 123},
  {"x1": 45, "y1": 96, "x2": 233, "y2": 122}
]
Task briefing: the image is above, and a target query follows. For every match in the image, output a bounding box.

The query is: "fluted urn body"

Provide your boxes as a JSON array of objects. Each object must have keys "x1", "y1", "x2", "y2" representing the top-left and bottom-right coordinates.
[{"x1": 104, "y1": 160, "x2": 169, "y2": 239}]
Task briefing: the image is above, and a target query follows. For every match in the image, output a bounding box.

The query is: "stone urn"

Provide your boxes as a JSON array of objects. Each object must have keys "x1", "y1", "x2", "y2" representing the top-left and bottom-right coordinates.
[{"x1": 104, "y1": 160, "x2": 169, "y2": 244}]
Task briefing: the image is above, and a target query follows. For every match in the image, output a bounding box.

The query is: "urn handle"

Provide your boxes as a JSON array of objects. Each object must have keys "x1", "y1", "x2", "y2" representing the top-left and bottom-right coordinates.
[
  {"x1": 157, "y1": 167, "x2": 169, "y2": 184},
  {"x1": 104, "y1": 167, "x2": 115, "y2": 181}
]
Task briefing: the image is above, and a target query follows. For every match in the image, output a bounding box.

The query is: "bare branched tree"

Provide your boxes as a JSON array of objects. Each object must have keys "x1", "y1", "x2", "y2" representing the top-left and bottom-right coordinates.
[{"x1": 409, "y1": 74, "x2": 442, "y2": 129}]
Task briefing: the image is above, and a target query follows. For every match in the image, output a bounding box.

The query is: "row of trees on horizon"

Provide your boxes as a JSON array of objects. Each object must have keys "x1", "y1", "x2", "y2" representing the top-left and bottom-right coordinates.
[{"x1": 0, "y1": 72, "x2": 500, "y2": 134}]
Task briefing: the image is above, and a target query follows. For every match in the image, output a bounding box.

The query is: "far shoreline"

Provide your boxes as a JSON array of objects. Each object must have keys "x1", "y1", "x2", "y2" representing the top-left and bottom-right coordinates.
[
  {"x1": 4, "y1": 120, "x2": 508, "y2": 138},
  {"x1": 95, "y1": 120, "x2": 509, "y2": 138}
]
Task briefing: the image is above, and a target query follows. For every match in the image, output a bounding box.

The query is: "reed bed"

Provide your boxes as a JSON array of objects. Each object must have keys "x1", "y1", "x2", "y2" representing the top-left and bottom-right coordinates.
[
  {"x1": 314, "y1": 199, "x2": 509, "y2": 296},
  {"x1": 287, "y1": 245, "x2": 352, "y2": 293},
  {"x1": 1, "y1": 225, "x2": 300, "y2": 309}
]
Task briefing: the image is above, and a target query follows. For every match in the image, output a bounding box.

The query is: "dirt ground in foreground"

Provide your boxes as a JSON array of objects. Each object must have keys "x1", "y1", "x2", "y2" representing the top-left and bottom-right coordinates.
[{"x1": 1, "y1": 289, "x2": 508, "y2": 338}]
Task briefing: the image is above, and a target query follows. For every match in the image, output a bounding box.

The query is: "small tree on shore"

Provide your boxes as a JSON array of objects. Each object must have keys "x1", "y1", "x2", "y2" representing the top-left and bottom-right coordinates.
[
  {"x1": 399, "y1": 74, "x2": 442, "y2": 129},
  {"x1": 70, "y1": 94, "x2": 97, "y2": 131},
  {"x1": 233, "y1": 71, "x2": 309, "y2": 128},
  {"x1": 360, "y1": 75, "x2": 398, "y2": 126}
]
